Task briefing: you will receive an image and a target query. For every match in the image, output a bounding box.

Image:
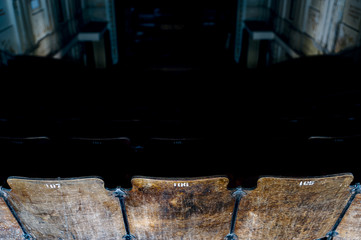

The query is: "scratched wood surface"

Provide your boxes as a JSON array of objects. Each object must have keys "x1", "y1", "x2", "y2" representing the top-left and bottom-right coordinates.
[
  {"x1": 235, "y1": 173, "x2": 354, "y2": 240},
  {"x1": 334, "y1": 193, "x2": 361, "y2": 240},
  {"x1": 7, "y1": 177, "x2": 125, "y2": 240},
  {"x1": 125, "y1": 176, "x2": 234, "y2": 240},
  {"x1": 0, "y1": 196, "x2": 23, "y2": 239}
]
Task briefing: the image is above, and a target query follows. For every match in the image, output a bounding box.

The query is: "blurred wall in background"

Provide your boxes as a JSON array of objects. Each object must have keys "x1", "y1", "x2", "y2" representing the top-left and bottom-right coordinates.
[
  {"x1": 0, "y1": 0, "x2": 118, "y2": 67},
  {"x1": 235, "y1": 0, "x2": 361, "y2": 66},
  {"x1": 1, "y1": 0, "x2": 361, "y2": 68}
]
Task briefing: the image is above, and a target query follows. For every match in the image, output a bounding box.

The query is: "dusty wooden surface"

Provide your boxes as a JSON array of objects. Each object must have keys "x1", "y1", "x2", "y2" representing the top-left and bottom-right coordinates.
[
  {"x1": 125, "y1": 176, "x2": 234, "y2": 240},
  {"x1": 334, "y1": 193, "x2": 361, "y2": 240},
  {"x1": 235, "y1": 173, "x2": 354, "y2": 240},
  {"x1": 0, "y1": 196, "x2": 23, "y2": 239},
  {"x1": 7, "y1": 177, "x2": 125, "y2": 240}
]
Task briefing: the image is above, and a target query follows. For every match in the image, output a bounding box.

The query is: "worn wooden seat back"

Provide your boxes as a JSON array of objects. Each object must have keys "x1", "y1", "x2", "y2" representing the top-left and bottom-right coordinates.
[
  {"x1": 125, "y1": 176, "x2": 234, "y2": 240},
  {"x1": 334, "y1": 193, "x2": 361, "y2": 240},
  {"x1": 0, "y1": 194, "x2": 23, "y2": 239},
  {"x1": 6, "y1": 177, "x2": 125, "y2": 239},
  {"x1": 235, "y1": 173, "x2": 354, "y2": 240}
]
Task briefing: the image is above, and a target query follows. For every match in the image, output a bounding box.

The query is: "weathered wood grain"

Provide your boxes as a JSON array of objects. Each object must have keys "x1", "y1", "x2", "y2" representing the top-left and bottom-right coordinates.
[
  {"x1": 235, "y1": 173, "x2": 353, "y2": 240},
  {"x1": 7, "y1": 177, "x2": 125, "y2": 240},
  {"x1": 125, "y1": 176, "x2": 235, "y2": 240},
  {"x1": 0, "y1": 195, "x2": 23, "y2": 239},
  {"x1": 334, "y1": 193, "x2": 361, "y2": 240}
]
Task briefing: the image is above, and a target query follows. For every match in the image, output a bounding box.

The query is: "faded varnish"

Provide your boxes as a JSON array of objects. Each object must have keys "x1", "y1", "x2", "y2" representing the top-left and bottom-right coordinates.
[
  {"x1": 125, "y1": 176, "x2": 234, "y2": 240},
  {"x1": 235, "y1": 173, "x2": 353, "y2": 240},
  {"x1": 334, "y1": 194, "x2": 361, "y2": 240},
  {"x1": 0, "y1": 196, "x2": 23, "y2": 239},
  {"x1": 7, "y1": 177, "x2": 125, "y2": 240}
]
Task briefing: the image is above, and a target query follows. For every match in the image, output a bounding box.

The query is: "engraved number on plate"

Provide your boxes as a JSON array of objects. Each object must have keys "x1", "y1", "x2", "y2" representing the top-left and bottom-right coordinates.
[
  {"x1": 174, "y1": 182, "x2": 189, "y2": 187},
  {"x1": 45, "y1": 184, "x2": 61, "y2": 189},
  {"x1": 299, "y1": 181, "x2": 315, "y2": 186}
]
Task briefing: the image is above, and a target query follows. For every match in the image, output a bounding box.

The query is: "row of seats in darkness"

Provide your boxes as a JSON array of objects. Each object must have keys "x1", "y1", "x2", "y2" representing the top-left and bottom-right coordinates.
[{"x1": 0, "y1": 54, "x2": 361, "y2": 189}]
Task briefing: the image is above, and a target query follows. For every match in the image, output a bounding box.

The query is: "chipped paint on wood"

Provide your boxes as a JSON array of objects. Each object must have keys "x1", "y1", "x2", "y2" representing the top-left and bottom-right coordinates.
[
  {"x1": 1, "y1": 174, "x2": 359, "y2": 239},
  {"x1": 125, "y1": 176, "x2": 234, "y2": 240},
  {"x1": 235, "y1": 173, "x2": 354, "y2": 240},
  {"x1": 6, "y1": 177, "x2": 125, "y2": 239},
  {"x1": 334, "y1": 194, "x2": 361, "y2": 240},
  {"x1": 0, "y1": 197, "x2": 23, "y2": 239}
]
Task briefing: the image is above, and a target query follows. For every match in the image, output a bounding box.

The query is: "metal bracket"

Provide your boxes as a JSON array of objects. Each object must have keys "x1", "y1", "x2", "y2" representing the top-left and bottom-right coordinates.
[
  {"x1": 224, "y1": 187, "x2": 247, "y2": 240},
  {"x1": 23, "y1": 233, "x2": 34, "y2": 240},
  {"x1": 232, "y1": 187, "x2": 247, "y2": 199},
  {"x1": 114, "y1": 188, "x2": 136, "y2": 240},
  {"x1": 1, "y1": 186, "x2": 34, "y2": 240},
  {"x1": 122, "y1": 234, "x2": 136, "y2": 240},
  {"x1": 351, "y1": 183, "x2": 361, "y2": 194},
  {"x1": 0, "y1": 186, "x2": 8, "y2": 199},
  {"x1": 326, "y1": 230, "x2": 339, "y2": 239},
  {"x1": 224, "y1": 233, "x2": 239, "y2": 240},
  {"x1": 114, "y1": 188, "x2": 127, "y2": 199},
  {"x1": 325, "y1": 183, "x2": 361, "y2": 240}
]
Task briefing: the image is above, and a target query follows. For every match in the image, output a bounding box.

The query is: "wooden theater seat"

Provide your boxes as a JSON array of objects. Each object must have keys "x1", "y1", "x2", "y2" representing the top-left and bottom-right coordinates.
[
  {"x1": 125, "y1": 176, "x2": 235, "y2": 240},
  {"x1": 6, "y1": 177, "x2": 125, "y2": 239},
  {"x1": 148, "y1": 137, "x2": 204, "y2": 145},
  {"x1": 69, "y1": 136, "x2": 131, "y2": 146},
  {"x1": 234, "y1": 173, "x2": 354, "y2": 240},
  {"x1": 0, "y1": 136, "x2": 50, "y2": 145},
  {"x1": 0, "y1": 194, "x2": 24, "y2": 239},
  {"x1": 333, "y1": 192, "x2": 361, "y2": 240}
]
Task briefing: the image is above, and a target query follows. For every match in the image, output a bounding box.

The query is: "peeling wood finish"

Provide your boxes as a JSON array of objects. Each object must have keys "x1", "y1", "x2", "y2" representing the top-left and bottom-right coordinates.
[
  {"x1": 235, "y1": 174, "x2": 354, "y2": 240},
  {"x1": 1, "y1": 174, "x2": 359, "y2": 239},
  {"x1": 125, "y1": 176, "x2": 234, "y2": 240},
  {"x1": 6, "y1": 177, "x2": 125, "y2": 240},
  {"x1": 0, "y1": 197, "x2": 23, "y2": 239},
  {"x1": 334, "y1": 194, "x2": 361, "y2": 240}
]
